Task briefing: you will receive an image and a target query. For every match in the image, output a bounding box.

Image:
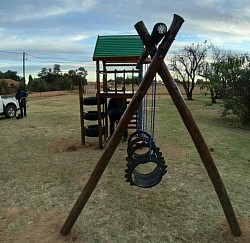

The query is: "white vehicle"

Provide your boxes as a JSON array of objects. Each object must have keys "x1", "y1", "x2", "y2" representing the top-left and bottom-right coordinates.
[{"x1": 0, "y1": 95, "x2": 19, "y2": 118}]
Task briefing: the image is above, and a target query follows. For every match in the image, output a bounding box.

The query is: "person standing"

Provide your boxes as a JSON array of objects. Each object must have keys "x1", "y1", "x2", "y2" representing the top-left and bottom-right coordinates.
[
  {"x1": 15, "y1": 89, "x2": 28, "y2": 118},
  {"x1": 107, "y1": 97, "x2": 128, "y2": 141}
]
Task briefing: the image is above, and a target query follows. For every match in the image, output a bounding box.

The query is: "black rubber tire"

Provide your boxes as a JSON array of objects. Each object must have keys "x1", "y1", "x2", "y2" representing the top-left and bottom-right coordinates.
[
  {"x1": 4, "y1": 105, "x2": 17, "y2": 118},
  {"x1": 85, "y1": 125, "x2": 105, "y2": 137},
  {"x1": 127, "y1": 130, "x2": 151, "y2": 148},
  {"x1": 84, "y1": 111, "x2": 105, "y2": 120},
  {"x1": 127, "y1": 139, "x2": 162, "y2": 159},
  {"x1": 83, "y1": 97, "x2": 105, "y2": 106},
  {"x1": 125, "y1": 154, "x2": 167, "y2": 188}
]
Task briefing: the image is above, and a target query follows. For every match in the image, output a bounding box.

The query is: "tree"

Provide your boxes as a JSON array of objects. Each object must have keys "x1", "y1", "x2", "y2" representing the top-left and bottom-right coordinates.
[
  {"x1": 67, "y1": 67, "x2": 88, "y2": 86},
  {"x1": 38, "y1": 67, "x2": 49, "y2": 78},
  {"x1": 199, "y1": 47, "x2": 231, "y2": 103},
  {"x1": 0, "y1": 70, "x2": 21, "y2": 81},
  {"x1": 77, "y1": 67, "x2": 87, "y2": 78},
  {"x1": 169, "y1": 41, "x2": 211, "y2": 100},
  {"x1": 55, "y1": 76, "x2": 74, "y2": 91},
  {"x1": 29, "y1": 75, "x2": 33, "y2": 83},
  {"x1": 53, "y1": 64, "x2": 61, "y2": 75},
  {"x1": 116, "y1": 76, "x2": 123, "y2": 85},
  {"x1": 219, "y1": 54, "x2": 250, "y2": 124},
  {"x1": 125, "y1": 75, "x2": 139, "y2": 84},
  {"x1": 36, "y1": 66, "x2": 88, "y2": 90},
  {"x1": 38, "y1": 66, "x2": 58, "y2": 86},
  {"x1": 199, "y1": 62, "x2": 221, "y2": 103},
  {"x1": 68, "y1": 70, "x2": 76, "y2": 76},
  {"x1": 76, "y1": 67, "x2": 88, "y2": 85},
  {"x1": 28, "y1": 78, "x2": 48, "y2": 92}
]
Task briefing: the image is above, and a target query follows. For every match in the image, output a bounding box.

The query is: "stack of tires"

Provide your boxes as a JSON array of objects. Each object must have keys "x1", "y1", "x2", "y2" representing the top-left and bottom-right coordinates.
[{"x1": 83, "y1": 97, "x2": 106, "y2": 137}]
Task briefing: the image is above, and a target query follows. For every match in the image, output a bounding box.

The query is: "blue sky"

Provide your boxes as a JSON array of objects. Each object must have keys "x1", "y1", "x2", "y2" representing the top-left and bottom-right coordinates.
[{"x1": 0, "y1": 0, "x2": 249, "y2": 81}]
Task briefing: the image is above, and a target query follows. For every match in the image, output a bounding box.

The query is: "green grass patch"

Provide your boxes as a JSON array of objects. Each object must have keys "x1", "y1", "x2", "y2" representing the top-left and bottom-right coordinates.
[{"x1": 0, "y1": 93, "x2": 249, "y2": 242}]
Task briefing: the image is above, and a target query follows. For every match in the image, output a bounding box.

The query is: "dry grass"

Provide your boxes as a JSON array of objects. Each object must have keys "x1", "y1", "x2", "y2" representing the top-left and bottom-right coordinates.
[{"x1": 0, "y1": 93, "x2": 249, "y2": 242}]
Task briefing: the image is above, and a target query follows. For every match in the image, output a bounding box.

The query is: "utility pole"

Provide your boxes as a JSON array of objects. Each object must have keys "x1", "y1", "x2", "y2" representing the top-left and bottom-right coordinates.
[{"x1": 23, "y1": 52, "x2": 26, "y2": 89}]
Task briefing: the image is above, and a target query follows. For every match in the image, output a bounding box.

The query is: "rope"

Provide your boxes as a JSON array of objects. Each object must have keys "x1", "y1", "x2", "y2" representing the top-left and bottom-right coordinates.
[
  {"x1": 137, "y1": 65, "x2": 143, "y2": 132},
  {"x1": 149, "y1": 76, "x2": 157, "y2": 159},
  {"x1": 143, "y1": 92, "x2": 148, "y2": 134},
  {"x1": 136, "y1": 63, "x2": 157, "y2": 146}
]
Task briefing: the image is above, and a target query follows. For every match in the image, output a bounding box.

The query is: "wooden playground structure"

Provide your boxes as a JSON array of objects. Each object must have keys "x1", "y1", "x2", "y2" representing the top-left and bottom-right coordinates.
[
  {"x1": 79, "y1": 35, "x2": 145, "y2": 148},
  {"x1": 61, "y1": 14, "x2": 242, "y2": 238}
]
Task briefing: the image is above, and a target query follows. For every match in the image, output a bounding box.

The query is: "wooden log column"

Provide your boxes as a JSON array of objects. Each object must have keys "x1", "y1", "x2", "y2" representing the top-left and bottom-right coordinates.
[
  {"x1": 135, "y1": 20, "x2": 242, "y2": 237},
  {"x1": 78, "y1": 82, "x2": 85, "y2": 145},
  {"x1": 60, "y1": 14, "x2": 185, "y2": 236}
]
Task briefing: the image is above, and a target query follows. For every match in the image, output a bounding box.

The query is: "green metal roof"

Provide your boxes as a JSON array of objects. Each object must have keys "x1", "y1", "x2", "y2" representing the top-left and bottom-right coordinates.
[{"x1": 93, "y1": 35, "x2": 144, "y2": 61}]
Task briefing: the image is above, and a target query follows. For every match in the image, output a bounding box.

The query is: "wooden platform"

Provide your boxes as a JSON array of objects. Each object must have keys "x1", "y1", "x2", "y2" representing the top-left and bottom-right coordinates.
[{"x1": 99, "y1": 91, "x2": 134, "y2": 99}]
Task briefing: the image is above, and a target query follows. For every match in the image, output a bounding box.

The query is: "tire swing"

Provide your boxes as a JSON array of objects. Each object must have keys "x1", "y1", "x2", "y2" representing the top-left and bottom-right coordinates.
[
  {"x1": 125, "y1": 78, "x2": 167, "y2": 188},
  {"x1": 125, "y1": 155, "x2": 167, "y2": 188},
  {"x1": 127, "y1": 130, "x2": 151, "y2": 148},
  {"x1": 127, "y1": 135, "x2": 162, "y2": 159},
  {"x1": 126, "y1": 130, "x2": 152, "y2": 158}
]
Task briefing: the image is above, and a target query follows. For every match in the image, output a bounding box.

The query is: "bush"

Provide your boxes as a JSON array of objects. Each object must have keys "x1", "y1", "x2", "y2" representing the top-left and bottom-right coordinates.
[{"x1": 223, "y1": 68, "x2": 250, "y2": 124}]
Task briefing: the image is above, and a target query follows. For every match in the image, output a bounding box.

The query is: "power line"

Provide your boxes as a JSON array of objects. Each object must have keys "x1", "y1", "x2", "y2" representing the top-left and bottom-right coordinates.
[
  {"x1": 25, "y1": 53, "x2": 58, "y2": 63},
  {"x1": 25, "y1": 53, "x2": 85, "y2": 70},
  {"x1": 0, "y1": 50, "x2": 23, "y2": 55},
  {"x1": 0, "y1": 50, "x2": 87, "y2": 76},
  {"x1": 1, "y1": 50, "x2": 84, "y2": 65}
]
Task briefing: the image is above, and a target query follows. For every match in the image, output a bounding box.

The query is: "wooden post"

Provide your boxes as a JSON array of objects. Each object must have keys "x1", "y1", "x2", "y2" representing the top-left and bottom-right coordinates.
[
  {"x1": 96, "y1": 61, "x2": 103, "y2": 149},
  {"x1": 132, "y1": 69, "x2": 135, "y2": 94},
  {"x1": 114, "y1": 69, "x2": 117, "y2": 93},
  {"x1": 123, "y1": 69, "x2": 126, "y2": 92},
  {"x1": 78, "y1": 82, "x2": 85, "y2": 145},
  {"x1": 60, "y1": 14, "x2": 185, "y2": 236},
  {"x1": 135, "y1": 20, "x2": 242, "y2": 237},
  {"x1": 103, "y1": 61, "x2": 108, "y2": 92}
]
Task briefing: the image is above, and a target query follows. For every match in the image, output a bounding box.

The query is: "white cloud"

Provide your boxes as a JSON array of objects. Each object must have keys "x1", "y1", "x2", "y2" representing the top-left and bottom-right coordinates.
[
  {"x1": 69, "y1": 35, "x2": 90, "y2": 41},
  {"x1": 1, "y1": 0, "x2": 97, "y2": 21},
  {"x1": 0, "y1": 0, "x2": 249, "y2": 81}
]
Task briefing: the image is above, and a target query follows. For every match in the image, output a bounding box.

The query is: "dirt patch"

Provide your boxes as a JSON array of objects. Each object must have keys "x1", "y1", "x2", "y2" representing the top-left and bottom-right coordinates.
[
  {"x1": 50, "y1": 139, "x2": 86, "y2": 153},
  {"x1": 14, "y1": 210, "x2": 80, "y2": 243},
  {"x1": 0, "y1": 207, "x2": 20, "y2": 229},
  {"x1": 0, "y1": 208, "x2": 81, "y2": 242},
  {"x1": 219, "y1": 218, "x2": 250, "y2": 242}
]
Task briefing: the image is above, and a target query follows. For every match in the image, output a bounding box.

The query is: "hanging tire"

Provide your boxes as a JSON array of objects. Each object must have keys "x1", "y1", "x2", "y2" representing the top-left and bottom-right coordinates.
[
  {"x1": 83, "y1": 97, "x2": 105, "y2": 106},
  {"x1": 84, "y1": 111, "x2": 105, "y2": 120},
  {"x1": 85, "y1": 125, "x2": 105, "y2": 137},
  {"x1": 127, "y1": 139, "x2": 162, "y2": 159},
  {"x1": 125, "y1": 154, "x2": 167, "y2": 188},
  {"x1": 127, "y1": 130, "x2": 151, "y2": 148}
]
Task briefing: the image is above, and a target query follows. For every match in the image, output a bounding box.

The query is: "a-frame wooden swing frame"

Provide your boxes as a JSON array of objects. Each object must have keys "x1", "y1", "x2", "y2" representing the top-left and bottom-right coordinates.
[{"x1": 60, "y1": 14, "x2": 242, "y2": 237}]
